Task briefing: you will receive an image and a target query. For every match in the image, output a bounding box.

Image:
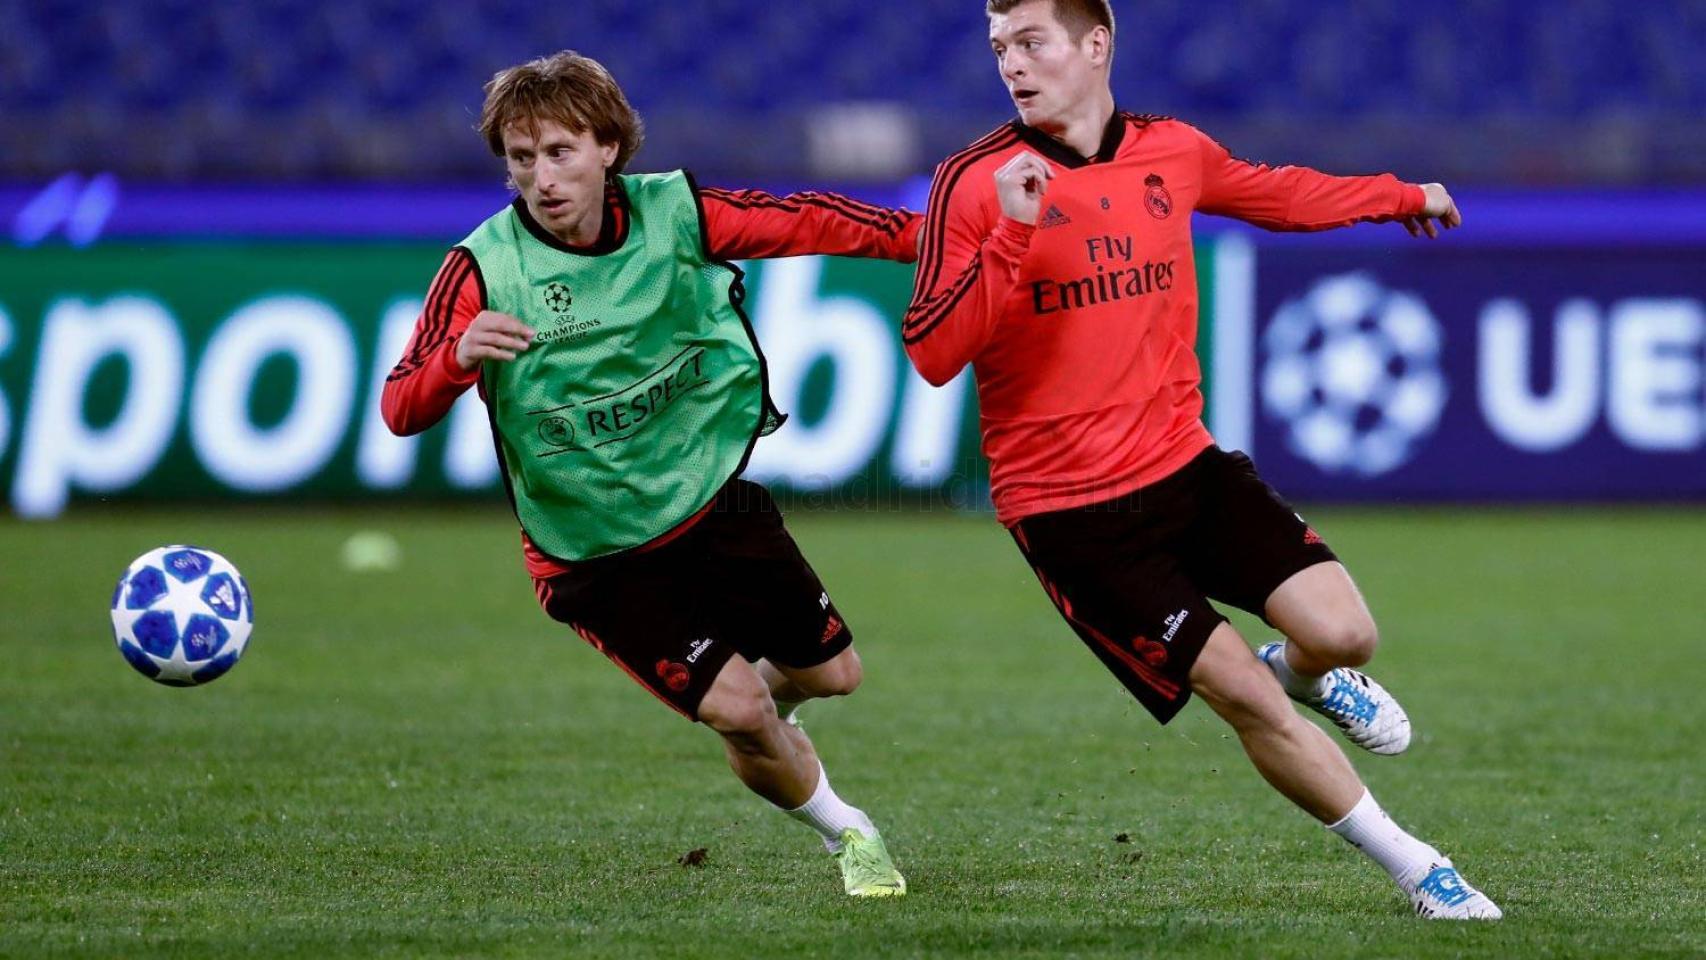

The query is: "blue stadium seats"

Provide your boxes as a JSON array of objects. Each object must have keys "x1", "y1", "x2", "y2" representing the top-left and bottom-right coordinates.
[{"x1": 3, "y1": 0, "x2": 1702, "y2": 183}]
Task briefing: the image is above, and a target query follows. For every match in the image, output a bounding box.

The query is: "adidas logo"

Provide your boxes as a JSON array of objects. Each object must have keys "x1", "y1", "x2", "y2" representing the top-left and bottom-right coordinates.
[{"x1": 1037, "y1": 204, "x2": 1071, "y2": 229}]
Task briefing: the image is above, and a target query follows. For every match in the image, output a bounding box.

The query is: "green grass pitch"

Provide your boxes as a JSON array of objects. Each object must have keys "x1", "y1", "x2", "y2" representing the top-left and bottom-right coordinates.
[{"x1": 2, "y1": 504, "x2": 1702, "y2": 958}]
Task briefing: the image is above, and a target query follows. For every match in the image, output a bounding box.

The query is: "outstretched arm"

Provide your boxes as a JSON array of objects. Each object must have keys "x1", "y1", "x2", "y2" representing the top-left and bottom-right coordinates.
[
  {"x1": 1194, "y1": 127, "x2": 1453, "y2": 235},
  {"x1": 901, "y1": 152, "x2": 1049, "y2": 386},
  {"x1": 696, "y1": 185, "x2": 922, "y2": 262}
]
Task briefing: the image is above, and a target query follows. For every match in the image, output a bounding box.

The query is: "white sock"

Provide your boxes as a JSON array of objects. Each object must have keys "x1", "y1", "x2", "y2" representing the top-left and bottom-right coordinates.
[
  {"x1": 784, "y1": 763, "x2": 876, "y2": 852},
  {"x1": 774, "y1": 698, "x2": 803, "y2": 722},
  {"x1": 1268, "y1": 640, "x2": 1329, "y2": 698},
  {"x1": 1328, "y1": 789, "x2": 1443, "y2": 886}
]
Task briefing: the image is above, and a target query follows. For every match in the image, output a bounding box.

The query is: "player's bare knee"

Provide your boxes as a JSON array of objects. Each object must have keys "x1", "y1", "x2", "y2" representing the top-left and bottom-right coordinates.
[
  {"x1": 801, "y1": 667, "x2": 859, "y2": 699},
  {"x1": 816, "y1": 651, "x2": 864, "y2": 697},
  {"x1": 1295, "y1": 616, "x2": 1378, "y2": 668},
  {"x1": 790, "y1": 649, "x2": 863, "y2": 699},
  {"x1": 1324, "y1": 617, "x2": 1379, "y2": 667}
]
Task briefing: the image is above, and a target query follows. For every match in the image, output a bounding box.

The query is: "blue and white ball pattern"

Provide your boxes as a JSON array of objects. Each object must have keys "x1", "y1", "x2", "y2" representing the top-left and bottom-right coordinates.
[{"x1": 110, "y1": 545, "x2": 253, "y2": 686}]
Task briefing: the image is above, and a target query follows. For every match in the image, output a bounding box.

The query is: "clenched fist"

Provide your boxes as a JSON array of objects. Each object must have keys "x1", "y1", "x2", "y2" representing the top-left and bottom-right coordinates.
[{"x1": 994, "y1": 151, "x2": 1054, "y2": 226}]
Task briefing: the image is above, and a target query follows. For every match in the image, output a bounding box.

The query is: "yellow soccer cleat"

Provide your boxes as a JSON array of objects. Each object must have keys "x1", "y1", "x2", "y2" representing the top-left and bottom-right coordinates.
[{"x1": 834, "y1": 828, "x2": 907, "y2": 898}]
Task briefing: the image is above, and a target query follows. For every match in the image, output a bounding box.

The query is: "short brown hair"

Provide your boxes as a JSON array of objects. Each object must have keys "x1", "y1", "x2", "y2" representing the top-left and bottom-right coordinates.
[
  {"x1": 987, "y1": 0, "x2": 1115, "y2": 46},
  {"x1": 478, "y1": 51, "x2": 645, "y2": 174}
]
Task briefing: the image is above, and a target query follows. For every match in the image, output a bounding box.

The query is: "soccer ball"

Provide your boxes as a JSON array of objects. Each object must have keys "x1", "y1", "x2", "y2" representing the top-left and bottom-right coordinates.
[
  {"x1": 110, "y1": 545, "x2": 254, "y2": 686},
  {"x1": 1261, "y1": 272, "x2": 1447, "y2": 476}
]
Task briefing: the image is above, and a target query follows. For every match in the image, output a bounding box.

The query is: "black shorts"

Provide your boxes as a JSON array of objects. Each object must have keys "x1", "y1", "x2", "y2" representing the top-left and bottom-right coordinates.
[
  {"x1": 1010, "y1": 446, "x2": 1337, "y2": 724},
  {"x1": 535, "y1": 479, "x2": 852, "y2": 721}
]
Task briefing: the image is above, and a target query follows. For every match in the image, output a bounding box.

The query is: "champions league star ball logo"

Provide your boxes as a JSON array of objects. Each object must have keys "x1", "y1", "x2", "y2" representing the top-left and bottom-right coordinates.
[
  {"x1": 543, "y1": 281, "x2": 572, "y2": 314},
  {"x1": 1261, "y1": 273, "x2": 1447, "y2": 477}
]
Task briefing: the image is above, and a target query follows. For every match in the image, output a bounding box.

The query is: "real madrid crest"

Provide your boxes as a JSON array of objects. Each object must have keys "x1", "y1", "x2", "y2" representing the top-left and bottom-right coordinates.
[{"x1": 1144, "y1": 173, "x2": 1173, "y2": 220}]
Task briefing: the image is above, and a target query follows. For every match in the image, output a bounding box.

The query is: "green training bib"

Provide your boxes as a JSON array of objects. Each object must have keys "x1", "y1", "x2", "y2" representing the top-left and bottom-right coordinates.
[{"x1": 460, "y1": 171, "x2": 781, "y2": 561}]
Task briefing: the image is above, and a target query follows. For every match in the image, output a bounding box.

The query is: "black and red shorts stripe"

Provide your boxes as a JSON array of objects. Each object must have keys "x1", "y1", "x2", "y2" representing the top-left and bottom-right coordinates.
[
  {"x1": 534, "y1": 479, "x2": 852, "y2": 720},
  {"x1": 1010, "y1": 446, "x2": 1337, "y2": 724}
]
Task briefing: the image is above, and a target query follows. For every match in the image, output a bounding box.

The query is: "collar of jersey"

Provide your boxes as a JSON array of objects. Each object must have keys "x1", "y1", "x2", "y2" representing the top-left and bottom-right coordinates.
[
  {"x1": 511, "y1": 179, "x2": 631, "y2": 256},
  {"x1": 1009, "y1": 110, "x2": 1126, "y2": 169}
]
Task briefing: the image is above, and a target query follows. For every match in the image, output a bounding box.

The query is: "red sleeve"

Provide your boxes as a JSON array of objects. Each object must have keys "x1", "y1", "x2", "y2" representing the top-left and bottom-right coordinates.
[
  {"x1": 1193, "y1": 127, "x2": 1426, "y2": 232},
  {"x1": 696, "y1": 186, "x2": 921, "y2": 262},
  {"x1": 381, "y1": 248, "x2": 486, "y2": 436},
  {"x1": 900, "y1": 155, "x2": 1032, "y2": 386}
]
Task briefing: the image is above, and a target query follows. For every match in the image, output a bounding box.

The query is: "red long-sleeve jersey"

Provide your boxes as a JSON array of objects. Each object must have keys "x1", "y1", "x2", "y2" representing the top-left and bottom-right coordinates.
[
  {"x1": 904, "y1": 114, "x2": 1426, "y2": 524},
  {"x1": 383, "y1": 178, "x2": 921, "y2": 577}
]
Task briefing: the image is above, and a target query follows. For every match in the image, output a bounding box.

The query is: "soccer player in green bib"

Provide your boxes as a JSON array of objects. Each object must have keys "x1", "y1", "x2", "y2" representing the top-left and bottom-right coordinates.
[{"x1": 382, "y1": 51, "x2": 917, "y2": 897}]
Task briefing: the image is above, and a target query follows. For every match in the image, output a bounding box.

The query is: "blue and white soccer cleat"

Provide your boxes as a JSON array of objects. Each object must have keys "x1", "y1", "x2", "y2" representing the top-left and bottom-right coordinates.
[
  {"x1": 1257, "y1": 641, "x2": 1412, "y2": 755},
  {"x1": 1402, "y1": 859, "x2": 1503, "y2": 920}
]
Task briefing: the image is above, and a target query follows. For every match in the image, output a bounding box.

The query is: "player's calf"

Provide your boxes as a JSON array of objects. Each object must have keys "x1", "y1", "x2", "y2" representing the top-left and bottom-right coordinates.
[{"x1": 698, "y1": 677, "x2": 779, "y2": 745}]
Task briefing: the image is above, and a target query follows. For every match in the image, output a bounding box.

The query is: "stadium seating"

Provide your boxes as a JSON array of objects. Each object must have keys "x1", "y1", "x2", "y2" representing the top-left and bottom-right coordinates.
[{"x1": 3, "y1": 0, "x2": 1702, "y2": 183}]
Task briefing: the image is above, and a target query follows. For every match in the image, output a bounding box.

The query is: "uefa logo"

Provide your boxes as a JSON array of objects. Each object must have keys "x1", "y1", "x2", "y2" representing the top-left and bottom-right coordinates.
[{"x1": 1261, "y1": 273, "x2": 1447, "y2": 477}]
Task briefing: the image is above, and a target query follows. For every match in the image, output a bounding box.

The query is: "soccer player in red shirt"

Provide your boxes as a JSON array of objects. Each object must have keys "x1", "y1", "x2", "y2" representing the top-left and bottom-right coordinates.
[
  {"x1": 905, "y1": 0, "x2": 1498, "y2": 918},
  {"x1": 384, "y1": 52, "x2": 912, "y2": 896}
]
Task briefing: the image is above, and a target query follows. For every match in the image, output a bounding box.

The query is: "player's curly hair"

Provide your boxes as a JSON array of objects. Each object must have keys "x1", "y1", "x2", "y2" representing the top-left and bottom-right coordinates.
[
  {"x1": 986, "y1": 0, "x2": 1115, "y2": 50},
  {"x1": 479, "y1": 51, "x2": 646, "y2": 175}
]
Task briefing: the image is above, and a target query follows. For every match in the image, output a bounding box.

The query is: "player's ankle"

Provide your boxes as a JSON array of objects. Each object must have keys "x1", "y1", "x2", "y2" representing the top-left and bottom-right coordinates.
[
  {"x1": 784, "y1": 763, "x2": 876, "y2": 852},
  {"x1": 1328, "y1": 790, "x2": 1442, "y2": 883},
  {"x1": 1267, "y1": 640, "x2": 1329, "y2": 698}
]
